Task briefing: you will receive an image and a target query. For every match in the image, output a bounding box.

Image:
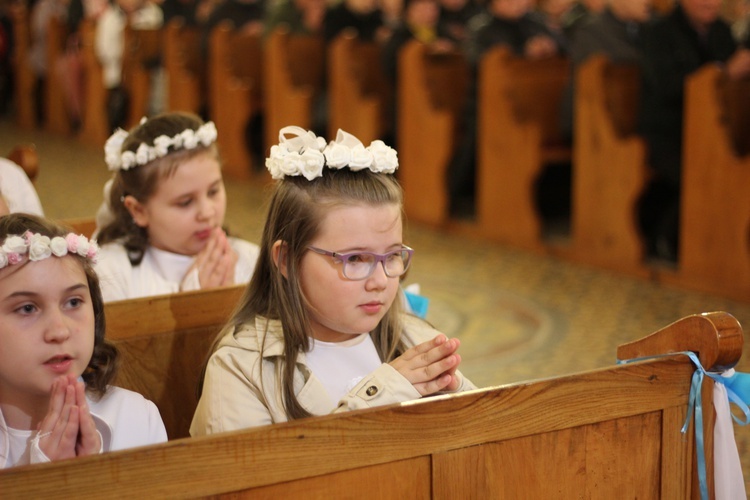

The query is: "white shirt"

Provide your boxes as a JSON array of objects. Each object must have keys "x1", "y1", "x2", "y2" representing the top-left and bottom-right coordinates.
[
  {"x1": 0, "y1": 158, "x2": 44, "y2": 216},
  {"x1": 0, "y1": 386, "x2": 167, "y2": 468},
  {"x1": 305, "y1": 333, "x2": 383, "y2": 404},
  {"x1": 95, "y1": 238, "x2": 260, "y2": 302}
]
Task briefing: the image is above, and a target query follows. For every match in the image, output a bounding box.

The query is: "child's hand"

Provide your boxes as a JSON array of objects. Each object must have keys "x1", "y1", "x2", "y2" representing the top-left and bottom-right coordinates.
[
  {"x1": 389, "y1": 334, "x2": 462, "y2": 396},
  {"x1": 73, "y1": 377, "x2": 101, "y2": 457},
  {"x1": 190, "y1": 228, "x2": 238, "y2": 289},
  {"x1": 37, "y1": 375, "x2": 83, "y2": 461}
]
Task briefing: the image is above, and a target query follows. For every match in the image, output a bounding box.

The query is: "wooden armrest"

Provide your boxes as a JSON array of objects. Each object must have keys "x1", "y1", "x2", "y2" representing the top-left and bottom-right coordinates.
[{"x1": 616, "y1": 311, "x2": 743, "y2": 371}]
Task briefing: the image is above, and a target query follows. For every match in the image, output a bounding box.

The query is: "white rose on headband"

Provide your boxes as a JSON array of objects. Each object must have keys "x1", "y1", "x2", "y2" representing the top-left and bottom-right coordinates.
[
  {"x1": 368, "y1": 141, "x2": 398, "y2": 174},
  {"x1": 2, "y1": 235, "x2": 26, "y2": 254},
  {"x1": 298, "y1": 149, "x2": 326, "y2": 180},
  {"x1": 324, "y1": 142, "x2": 351, "y2": 169},
  {"x1": 50, "y1": 236, "x2": 69, "y2": 257},
  {"x1": 28, "y1": 234, "x2": 52, "y2": 261},
  {"x1": 0, "y1": 252, "x2": 7, "y2": 268},
  {"x1": 153, "y1": 135, "x2": 172, "y2": 156},
  {"x1": 181, "y1": 129, "x2": 199, "y2": 149},
  {"x1": 121, "y1": 151, "x2": 137, "y2": 170},
  {"x1": 135, "y1": 143, "x2": 151, "y2": 165},
  {"x1": 75, "y1": 235, "x2": 91, "y2": 257},
  {"x1": 348, "y1": 144, "x2": 374, "y2": 171}
]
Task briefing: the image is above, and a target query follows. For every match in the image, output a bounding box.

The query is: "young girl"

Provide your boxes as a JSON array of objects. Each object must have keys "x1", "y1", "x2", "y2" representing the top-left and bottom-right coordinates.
[
  {"x1": 190, "y1": 126, "x2": 476, "y2": 435},
  {"x1": 0, "y1": 213, "x2": 167, "y2": 468},
  {"x1": 94, "y1": 112, "x2": 260, "y2": 302}
]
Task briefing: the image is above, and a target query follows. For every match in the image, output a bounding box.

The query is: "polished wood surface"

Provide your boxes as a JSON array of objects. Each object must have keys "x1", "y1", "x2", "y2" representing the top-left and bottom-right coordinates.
[
  {"x1": 0, "y1": 311, "x2": 737, "y2": 497},
  {"x1": 398, "y1": 40, "x2": 468, "y2": 227},
  {"x1": 105, "y1": 285, "x2": 245, "y2": 439},
  {"x1": 163, "y1": 18, "x2": 204, "y2": 116},
  {"x1": 476, "y1": 47, "x2": 570, "y2": 249},
  {"x1": 209, "y1": 21, "x2": 263, "y2": 180},
  {"x1": 663, "y1": 65, "x2": 750, "y2": 303},
  {"x1": 570, "y1": 56, "x2": 649, "y2": 276},
  {"x1": 122, "y1": 27, "x2": 161, "y2": 129},
  {"x1": 327, "y1": 30, "x2": 389, "y2": 144}
]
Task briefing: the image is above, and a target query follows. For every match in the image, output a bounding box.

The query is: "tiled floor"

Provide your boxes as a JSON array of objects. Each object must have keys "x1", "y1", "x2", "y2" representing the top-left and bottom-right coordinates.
[{"x1": 4, "y1": 118, "x2": 750, "y2": 491}]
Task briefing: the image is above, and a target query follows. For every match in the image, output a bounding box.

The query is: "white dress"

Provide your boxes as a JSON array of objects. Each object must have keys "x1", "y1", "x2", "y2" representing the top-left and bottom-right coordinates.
[
  {"x1": 94, "y1": 238, "x2": 260, "y2": 302},
  {"x1": 0, "y1": 158, "x2": 44, "y2": 216},
  {"x1": 0, "y1": 386, "x2": 167, "y2": 468}
]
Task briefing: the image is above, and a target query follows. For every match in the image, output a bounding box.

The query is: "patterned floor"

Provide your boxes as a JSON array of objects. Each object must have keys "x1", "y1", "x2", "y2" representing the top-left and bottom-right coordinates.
[{"x1": 4, "y1": 119, "x2": 750, "y2": 491}]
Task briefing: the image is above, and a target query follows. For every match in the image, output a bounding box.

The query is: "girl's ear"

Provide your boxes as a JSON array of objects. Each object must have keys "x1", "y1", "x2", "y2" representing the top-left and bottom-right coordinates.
[
  {"x1": 271, "y1": 240, "x2": 289, "y2": 278},
  {"x1": 123, "y1": 195, "x2": 149, "y2": 228}
]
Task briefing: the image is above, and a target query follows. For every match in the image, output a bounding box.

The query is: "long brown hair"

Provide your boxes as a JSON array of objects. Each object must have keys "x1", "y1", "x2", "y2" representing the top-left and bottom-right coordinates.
[
  {"x1": 0, "y1": 213, "x2": 118, "y2": 397},
  {"x1": 96, "y1": 112, "x2": 220, "y2": 265},
  {"x1": 202, "y1": 167, "x2": 408, "y2": 420}
]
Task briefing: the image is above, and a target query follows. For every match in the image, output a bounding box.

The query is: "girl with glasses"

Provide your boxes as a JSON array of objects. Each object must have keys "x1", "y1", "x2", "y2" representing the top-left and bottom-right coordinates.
[{"x1": 191, "y1": 127, "x2": 476, "y2": 434}]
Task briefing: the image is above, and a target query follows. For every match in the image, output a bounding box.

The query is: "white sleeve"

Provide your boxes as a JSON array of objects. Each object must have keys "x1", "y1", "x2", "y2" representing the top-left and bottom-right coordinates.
[
  {"x1": 0, "y1": 158, "x2": 44, "y2": 216},
  {"x1": 94, "y1": 244, "x2": 132, "y2": 302}
]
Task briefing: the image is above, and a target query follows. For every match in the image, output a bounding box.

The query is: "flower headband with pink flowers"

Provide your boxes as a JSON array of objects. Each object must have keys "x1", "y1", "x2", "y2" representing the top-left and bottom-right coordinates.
[{"x1": 0, "y1": 232, "x2": 99, "y2": 270}]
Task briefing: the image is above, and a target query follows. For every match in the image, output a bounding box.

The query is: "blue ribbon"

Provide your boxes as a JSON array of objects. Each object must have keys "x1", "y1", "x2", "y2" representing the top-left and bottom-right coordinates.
[{"x1": 617, "y1": 351, "x2": 750, "y2": 500}]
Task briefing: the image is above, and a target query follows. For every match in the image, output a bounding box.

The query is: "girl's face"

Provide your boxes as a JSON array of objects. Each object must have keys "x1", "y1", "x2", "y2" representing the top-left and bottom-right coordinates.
[
  {"x1": 127, "y1": 151, "x2": 227, "y2": 256},
  {"x1": 299, "y1": 202, "x2": 403, "y2": 343},
  {"x1": 0, "y1": 256, "x2": 95, "y2": 403}
]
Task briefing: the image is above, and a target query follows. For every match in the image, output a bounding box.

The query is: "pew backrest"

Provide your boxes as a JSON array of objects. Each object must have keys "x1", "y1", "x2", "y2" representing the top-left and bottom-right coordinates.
[
  {"x1": 0, "y1": 311, "x2": 739, "y2": 497},
  {"x1": 398, "y1": 40, "x2": 469, "y2": 226},
  {"x1": 106, "y1": 285, "x2": 245, "y2": 439},
  {"x1": 476, "y1": 47, "x2": 570, "y2": 249},
  {"x1": 570, "y1": 55, "x2": 649, "y2": 275}
]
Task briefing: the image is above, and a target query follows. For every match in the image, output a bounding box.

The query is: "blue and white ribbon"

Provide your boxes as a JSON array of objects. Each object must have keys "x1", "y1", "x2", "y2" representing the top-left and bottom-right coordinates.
[{"x1": 617, "y1": 351, "x2": 750, "y2": 500}]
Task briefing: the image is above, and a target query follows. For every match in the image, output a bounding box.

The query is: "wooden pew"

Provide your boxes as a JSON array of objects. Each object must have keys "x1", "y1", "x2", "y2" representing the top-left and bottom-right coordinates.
[
  {"x1": 569, "y1": 56, "x2": 650, "y2": 277},
  {"x1": 9, "y1": 144, "x2": 39, "y2": 182},
  {"x1": 476, "y1": 47, "x2": 570, "y2": 251},
  {"x1": 60, "y1": 216, "x2": 97, "y2": 237},
  {"x1": 0, "y1": 311, "x2": 740, "y2": 497},
  {"x1": 263, "y1": 27, "x2": 325, "y2": 154},
  {"x1": 209, "y1": 21, "x2": 263, "y2": 180},
  {"x1": 163, "y1": 18, "x2": 203, "y2": 116},
  {"x1": 662, "y1": 65, "x2": 750, "y2": 303},
  {"x1": 10, "y1": 4, "x2": 35, "y2": 130},
  {"x1": 105, "y1": 285, "x2": 245, "y2": 439},
  {"x1": 77, "y1": 18, "x2": 110, "y2": 146},
  {"x1": 45, "y1": 16, "x2": 71, "y2": 134},
  {"x1": 327, "y1": 29, "x2": 390, "y2": 145},
  {"x1": 398, "y1": 40, "x2": 469, "y2": 227},
  {"x1": 122, "y1": 27, "x2": 161, "y2": 129}
]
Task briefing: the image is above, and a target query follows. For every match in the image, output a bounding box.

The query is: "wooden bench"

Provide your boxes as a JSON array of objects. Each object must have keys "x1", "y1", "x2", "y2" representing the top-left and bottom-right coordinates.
[
  {"x1": 327, "y1": 29, "x2": 390, "y2": 145},
  {"x1": 398, "y1": 40, "x2": 469, "y2": 226},
  {"x1": 59, "y1": 216, "x2": 97, "y2": 237},
  {"x1": 476, "y1": 47, "x2": 570, "y2": 250},
  {"x1": 9, "y1": 144, "x2": 39, "y2": 182},
  {"x1": 122, "y1": 27, "x2": 161, "y2": 128},
  {"x1": 263, "y1": 27, "x2": 325, "y2": 154},
  {"x1": 163, "y1": 18, "x2": 204, "y2": 116},
  {"x1": 569, "y1": 55, "x2": 650, "y2": 277},
  {"x1": 77, "y1": 18, "x2": 109, "y2": 146},
  {"x1": 105, "y1": 285, "x2": 245, "y2": 439},
  {"x1": 44, "y1": 16, "x2": 71, "y2": 134},
  {"x1": 0, "y1": 311, "x2": 739, "y2": 497},
  {"x1": 10, "y1": 4, "x2": 35, "y2": 130},
  {"x1": 662, "y1": 65, "x2": 750, "y2": 303},
  {"x1": 208, "y1": 21, "x2": 263, "y2": 180}
]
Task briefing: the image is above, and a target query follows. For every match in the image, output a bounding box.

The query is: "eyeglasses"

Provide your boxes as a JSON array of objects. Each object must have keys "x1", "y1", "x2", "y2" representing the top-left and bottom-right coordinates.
[{"x1": 307, "y1": 245, "x2": 414, "y2": 281}]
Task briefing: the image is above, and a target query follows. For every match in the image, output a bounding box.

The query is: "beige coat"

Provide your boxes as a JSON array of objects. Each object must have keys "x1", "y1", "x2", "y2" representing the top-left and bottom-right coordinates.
[{"x1": 190, "y1": 314, "x2": 477, "y2": 436}]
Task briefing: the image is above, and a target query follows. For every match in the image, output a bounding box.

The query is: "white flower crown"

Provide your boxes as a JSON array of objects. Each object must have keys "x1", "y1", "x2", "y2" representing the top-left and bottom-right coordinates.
[
  {"x1": 0, "y1": 231, "x2": 99, "y2": 270},
  {"x1": 104, "y1": 120, "x2": 218, "y2": 172},
  {"x1": 265, "y1": 126, "x2": 399, "y2": 181}
]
